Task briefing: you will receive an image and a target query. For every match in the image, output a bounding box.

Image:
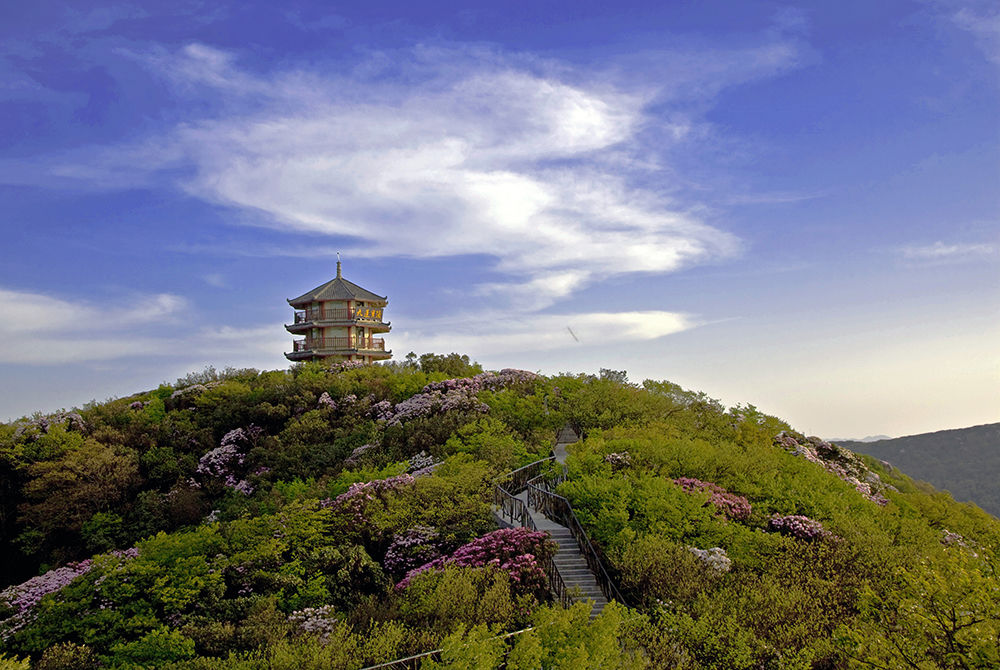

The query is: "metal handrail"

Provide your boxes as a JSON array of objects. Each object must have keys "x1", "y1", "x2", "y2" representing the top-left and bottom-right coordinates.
[
  {"x1": 294, "y1": 307, "x2": 386, "y2": 324},
  {"x1": 493, "y1": 449, "x2": 627, "y2": 608},
  {"x1": 358, "y1": 627, "x2": 535, "y2": 670},
  {"x1": 492, "y1": 484, "x2": 531, "y2": 529},
  {"x1": 526, "y1": 475, "x2": 628, "y2": 606},
  {"x1": 292, "y1": 336, "x2": 386, "y2": 352},
  {"x1": 494, "y1": 456, "x2": 555, "y2": 495},
  {"x1": 535, "y1": 546, "x2": 572, "y2": 608}
]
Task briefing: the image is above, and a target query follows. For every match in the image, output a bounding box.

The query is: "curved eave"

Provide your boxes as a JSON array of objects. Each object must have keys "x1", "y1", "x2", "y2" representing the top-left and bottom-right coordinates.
[
  {"x1": 285, "y1": 320, "x2": 391, "y2": 333},
  {"x1": 287, "y1": 299, "x2": 389, "y2": 309},
  {"x1": 285, "y1": 348, "x2": 392, "y2": 361}
]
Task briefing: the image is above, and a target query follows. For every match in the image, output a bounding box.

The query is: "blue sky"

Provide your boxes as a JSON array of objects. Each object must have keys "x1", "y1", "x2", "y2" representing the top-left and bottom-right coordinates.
[{"x1": 1, "y1": 0, "x2": 997, "y2": 438}]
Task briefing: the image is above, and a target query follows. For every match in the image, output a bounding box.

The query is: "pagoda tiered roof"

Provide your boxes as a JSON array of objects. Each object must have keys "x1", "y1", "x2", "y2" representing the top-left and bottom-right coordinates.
[{"x1": 287, "y1": 267, "x2": 387, "y2": 307}]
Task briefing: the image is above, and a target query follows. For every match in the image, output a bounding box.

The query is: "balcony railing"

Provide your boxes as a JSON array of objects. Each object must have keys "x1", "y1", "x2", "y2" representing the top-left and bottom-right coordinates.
[
  {"x1": 293, "y1": 308, "x2": 385, "y2": 324},
  {"x1": 292, "y1": 337, "x2": 386, "y2": 352}
]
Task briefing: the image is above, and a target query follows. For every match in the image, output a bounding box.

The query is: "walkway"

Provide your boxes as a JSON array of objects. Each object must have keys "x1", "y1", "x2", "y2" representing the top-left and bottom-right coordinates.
[{"x1": 513, "y1": 426, "x2": 609, "y2": 617}]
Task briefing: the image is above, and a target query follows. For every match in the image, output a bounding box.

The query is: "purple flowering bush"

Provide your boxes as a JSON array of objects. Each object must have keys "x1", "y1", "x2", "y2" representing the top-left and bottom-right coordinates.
[
  {"x1": 374, "y1": 369, "x2": 538, "y2": 427},
  {"x1": 383, "y1": 388, "x2": 489, "y2": 427},
  {"x1": 287, "y1": 604, "x2": 339, "y2": 643},
  {"x1": 397, "y1": 527, "x2": 555, "y2": 595},
  {"x1": 0, "y1": 548, "x2": 139, "y2": 641},
  {"x1": 673, "y1": 477, "x2": 752, "y2": 521},
  {"x1": 195, "y1": 426, "x2": 263, "y2": 495},
  {"x1": 321, "y1": 474, "x2": 416, "y2": 525},
  {"x1": 329, "y1": 360, "x2": 368, "y2": 374},
  {"x1": 768, "y1": 514, "x2": 833, "y2": 541},
  {"x1": 774, "y1": 431, "x2": 894, "y2": 506},
  {"x1": 605, "y1": 451, "x2": 632, "y2": 471},
  {"x1": 383, "y1": 526, "x2": 443, "y2": 578}
]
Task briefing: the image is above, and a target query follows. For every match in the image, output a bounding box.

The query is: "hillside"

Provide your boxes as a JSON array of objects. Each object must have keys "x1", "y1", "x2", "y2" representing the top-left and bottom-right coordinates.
[
  {"x1": 1, "y1": 357, "x2": 998, "y2": 669},
  {"x1": 840, "y1": 423, "x2": 1000, "y2": 517}
]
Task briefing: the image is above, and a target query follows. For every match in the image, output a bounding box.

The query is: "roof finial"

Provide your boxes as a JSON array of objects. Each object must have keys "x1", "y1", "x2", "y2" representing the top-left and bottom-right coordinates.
[{"x1": 336, "y1": 252, "x2": 342, "y2": 279}]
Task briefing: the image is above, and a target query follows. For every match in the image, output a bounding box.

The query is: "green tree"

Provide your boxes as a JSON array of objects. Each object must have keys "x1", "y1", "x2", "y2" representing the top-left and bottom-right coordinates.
[
  {"x1": 19, "y1": 440, "x2": 140, "y2": 559},
  {"x1": 841, "y1": 545, "x2": 1000, "y2": 668},
  {"x1": 418, "y1": 353, "x2": 483, "y2": 378}
]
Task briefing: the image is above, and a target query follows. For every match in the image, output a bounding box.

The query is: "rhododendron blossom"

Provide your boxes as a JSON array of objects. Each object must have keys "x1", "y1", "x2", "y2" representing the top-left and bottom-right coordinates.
[
  {"x1": 383, "y1": 526, "x2": 442, "y2": 577},
  {"x1": 769, "y1": 514, "x2": 833, "y2": 541},
  {"x1": 687, "y1": 546, "x2": 732, "y2": 573},
  {"x1": 674, "y1": 477, "x2": 752, "y2": 521},
  {"x1": 329, "y1": 360, "x2": 367, "y2": 373},
  {"x1": 321, "y1": 474, "x2": 415, "y2": 524},
  {"x1": 604, "y1": 452, "x2": 632, "y2": 470},
  {"x1": 373, "y1": 369, "x2": 538, "y2": 427},
  {"x1": 0, "y1": 548, "x2": 138, "y2": 640},
  {"x1": 774, "y1": 432, "x2": 894, "y2": 506},
  {"x1": 397, "y1": 527, "x2": 555, "y2": 591},
  {"x1": 288, "y1": 604, "x2": 339, "y2": 642},
  {"x1": 196, "y1": 425, "x2": 262, "y2": 494}
]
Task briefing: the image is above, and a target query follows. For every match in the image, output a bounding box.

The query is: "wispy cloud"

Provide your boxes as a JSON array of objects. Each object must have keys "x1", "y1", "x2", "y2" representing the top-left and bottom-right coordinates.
[
  {"x1": 898, "y1": 241, "x2": 998, "y2": 262},
  {"x1": 952, "y1": 4, "x2": 1000, "y2": 65},
  {"x1": 922, "y1": 0, "x2": 1000, "y2": 66},
  {"x1": 10, "y1": 38, "x2": 803, "y2": 312},
  {"x1": 0, "y1": 288, "x2": 189, "y2": 363},
  {"x1": 392, "y1": 310, "x2": 697, "y2": 357},
  {"x1": 0, "y1": 34, "x2": 805, "y2": 366}
]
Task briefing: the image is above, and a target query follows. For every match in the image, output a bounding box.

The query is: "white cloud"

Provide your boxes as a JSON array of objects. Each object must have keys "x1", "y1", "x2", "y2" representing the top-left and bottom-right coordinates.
[
  {"x1": 0, "y1": 289, "x2": 186, "y2": 334},
  {"x1": 899, "y1": 241, "x2": 998, "y2": 261},
  {"x1": 0, "y1": 288, "x2": 188, "y2": 363},
  {"x1": 0, "y1": 38, "x2": 803, "y2": 368},
  {"x1": 952, "y1": 4, "x2": 1000, "y2": 65},
  {"x1": 25, "y1": 41, "x2": 806, "y2": 310},
  {"x1": 391, "y1": 310, "x2": 696, "y2": 357},
  {"x1": 156, "y1": 47, "x2": 759, "y2": 309}
]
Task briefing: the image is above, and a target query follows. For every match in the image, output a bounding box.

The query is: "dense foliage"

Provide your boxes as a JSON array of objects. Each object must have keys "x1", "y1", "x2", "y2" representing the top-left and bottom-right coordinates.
[{"x1": 0, "y1": 357, "x2": 997, "y2": 668}]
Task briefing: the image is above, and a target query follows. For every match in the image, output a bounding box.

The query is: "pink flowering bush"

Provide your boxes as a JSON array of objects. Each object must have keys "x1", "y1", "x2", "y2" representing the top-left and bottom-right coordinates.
[
  {"x1": 673, "y1": 477, "x2": 752, "y2": 521},
  {"x1": 768, "y1": 514, "x2": 833, "y2": 541},
  {"x1": 397, "y1": 527, "x2": 555, "y2": 595}
]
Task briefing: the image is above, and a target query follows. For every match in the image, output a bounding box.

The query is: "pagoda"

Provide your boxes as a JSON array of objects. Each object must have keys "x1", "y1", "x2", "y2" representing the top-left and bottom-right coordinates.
[{"x1": 284, "y1": 260, "x2": 391, "y2": 364}]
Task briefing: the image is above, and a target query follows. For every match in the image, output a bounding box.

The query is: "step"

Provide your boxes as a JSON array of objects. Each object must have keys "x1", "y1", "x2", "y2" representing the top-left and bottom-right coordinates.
[{"x1": 553, "y1": 558, "x2": 590, "y2": 568}]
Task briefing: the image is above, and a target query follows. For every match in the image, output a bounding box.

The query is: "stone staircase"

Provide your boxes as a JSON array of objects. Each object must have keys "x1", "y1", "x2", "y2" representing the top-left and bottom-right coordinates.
[
  {"x1": 493, "y1": 425, "x2": 612, "y2": 618},
  {"x1": 512, "y1": 488, "x2": 608, "y2": 617},
  {"x1": 548, "y1": 526, "x2": 609, "y2": 618}
]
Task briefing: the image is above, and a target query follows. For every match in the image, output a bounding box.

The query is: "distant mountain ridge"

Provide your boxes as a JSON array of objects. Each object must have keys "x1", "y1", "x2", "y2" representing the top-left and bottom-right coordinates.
[
  {"x1": 840, "y1": 423, "x2": 1000, "y2": 517},
  {"x1": 830, "y1": 434, "x2": 892, "y2": 443}
]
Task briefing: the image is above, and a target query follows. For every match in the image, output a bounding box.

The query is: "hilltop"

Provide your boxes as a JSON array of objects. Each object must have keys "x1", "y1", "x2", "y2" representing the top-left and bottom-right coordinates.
[
  {"x1": 1, "y1": 355, "x2": 997, "y2": 669},
  {"x1": 840, "y1": 423, "x2": 1000, "y2": 517}
]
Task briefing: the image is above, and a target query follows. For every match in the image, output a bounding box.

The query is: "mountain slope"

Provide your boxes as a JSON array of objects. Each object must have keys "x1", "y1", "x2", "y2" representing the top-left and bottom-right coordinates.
[
  {"x1": 0, "y1": 361, "x2": 997, "y2": 669},
  {"x1": 840, "y1": 423, "x2": 1000, "y2": 516}
]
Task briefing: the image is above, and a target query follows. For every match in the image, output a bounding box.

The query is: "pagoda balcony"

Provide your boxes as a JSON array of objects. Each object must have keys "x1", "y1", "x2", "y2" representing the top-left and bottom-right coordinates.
[
  {"x1": 293, "y1": 308, "x2": 385, "y2": 323},
  {"x1": 288, "y1": 336, "x2": 387, "y2": 355},
  {"x1": 287, "y1": 308, "x2": 390, "y2": 334}
]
